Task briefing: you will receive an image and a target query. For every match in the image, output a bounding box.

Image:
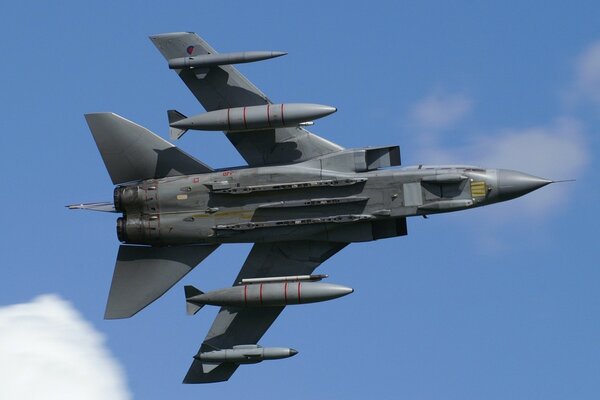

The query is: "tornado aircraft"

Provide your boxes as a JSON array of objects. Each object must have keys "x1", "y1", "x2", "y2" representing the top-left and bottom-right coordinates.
[{"x1": 69, "y1": 32, "x2": 554, "y2": 383}]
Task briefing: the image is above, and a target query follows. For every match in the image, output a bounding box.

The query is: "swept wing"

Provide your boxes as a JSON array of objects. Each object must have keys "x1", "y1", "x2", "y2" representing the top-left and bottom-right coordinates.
[
  {"x1": 149, "y1": 32, "x2": 343, "y2": 167},
  {"x1": 183, "y1": 240, "x2": 347, "y2": 383}
]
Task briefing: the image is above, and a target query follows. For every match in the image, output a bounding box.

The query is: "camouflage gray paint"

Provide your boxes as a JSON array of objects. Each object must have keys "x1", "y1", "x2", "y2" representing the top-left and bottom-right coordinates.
[
  {"x1": 108, "y1": 147, "x2": 548, "y2": 247},
  {"x1": 71, "y1": 32, "x2": 553, "y2": 384}
]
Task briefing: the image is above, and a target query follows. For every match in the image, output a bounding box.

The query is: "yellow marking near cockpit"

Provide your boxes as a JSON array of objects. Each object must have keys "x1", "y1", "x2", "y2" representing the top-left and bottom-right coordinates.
[{"x1": 470, "y1": 181, "x2": 487, "y2": 197}]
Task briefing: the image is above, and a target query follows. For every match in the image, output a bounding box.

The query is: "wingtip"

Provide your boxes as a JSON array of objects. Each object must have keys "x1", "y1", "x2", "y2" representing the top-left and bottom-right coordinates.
[{"x1": 149, "y1": 31, "x2": 195, "y2": 40}]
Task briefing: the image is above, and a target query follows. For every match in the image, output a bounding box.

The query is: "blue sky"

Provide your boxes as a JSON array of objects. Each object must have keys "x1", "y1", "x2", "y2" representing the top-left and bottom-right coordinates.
[{"x1": 0, "y1": 1, "x2": 599, "y2": 399}]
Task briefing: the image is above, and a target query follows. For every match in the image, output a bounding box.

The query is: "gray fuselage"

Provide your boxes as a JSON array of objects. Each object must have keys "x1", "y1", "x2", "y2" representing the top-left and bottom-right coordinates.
[{"x1": 114, "y1": 153, "x2": 547, "y2": 247}]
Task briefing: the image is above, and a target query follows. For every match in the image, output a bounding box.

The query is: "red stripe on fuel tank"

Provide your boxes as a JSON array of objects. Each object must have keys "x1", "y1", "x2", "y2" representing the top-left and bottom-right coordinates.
[
  {"x1": 227, "y1": 108, "x2": 231, "y2": 131},
  {"x1": 280, "y1": 104, "x2": 285, "y2": 126},
  {"x1": 284, "y1": 281, "x2": 288, "y2": 304},
  {"x1": 244, "y1": 284, "x2": 248, "y2": 306},
  {"x1": 297, "y1": 282, "x2": 302, "y2": 304},
  {"x1": 243, "y1": 106, "x2": 247, "y2": 129},
  {"x1": 259, "y1": 283, "x2": 263, "y2": 305}
]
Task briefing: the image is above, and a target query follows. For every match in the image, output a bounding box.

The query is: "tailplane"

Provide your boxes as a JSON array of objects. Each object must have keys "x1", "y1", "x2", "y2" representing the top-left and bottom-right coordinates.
[
  {"x1": 105, "y1": 244, "x2": 219, "y2": 319},
  {"x1": 85, "y1": 113, "x2": 212, "y2": 184}
]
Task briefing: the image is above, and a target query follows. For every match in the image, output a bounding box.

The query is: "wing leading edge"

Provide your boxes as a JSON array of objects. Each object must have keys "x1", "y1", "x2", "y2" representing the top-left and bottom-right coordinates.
[
  {"x1": 183, "y1": 241, "x2": 347, "y2": 383},
  {"x1": 149, "y1": 32, "x2": 343, "y2": 167}
]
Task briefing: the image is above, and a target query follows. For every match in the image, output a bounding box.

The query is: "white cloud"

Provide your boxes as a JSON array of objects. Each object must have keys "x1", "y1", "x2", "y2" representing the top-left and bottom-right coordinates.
[
  {"x1": 419, "y1": 117, "x2": 587, "y2": 176},
  {"x1": 399, "y1": 40, "x2": 596, "y2": 244},
  {"x1": 469, "y1": 117, "x2": 587, "y2": 216},
  {"x1": 0, "y1": 295, "x2": 131, "y2": 400},
  {"x1": 410, "y1": 92, "x2": 473, "y2": 130},
  {"x1": 575, "y1": 40, "x2": 600, "y2": 104},
  {"x1": 417, "y1": 117, "x2": 588, "y2": 217}
]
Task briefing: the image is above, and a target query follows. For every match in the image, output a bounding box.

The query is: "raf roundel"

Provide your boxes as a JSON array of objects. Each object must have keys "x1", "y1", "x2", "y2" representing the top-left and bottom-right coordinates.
[{"x1": 186, "y1": 45, "x2": 195, "y2": 55}]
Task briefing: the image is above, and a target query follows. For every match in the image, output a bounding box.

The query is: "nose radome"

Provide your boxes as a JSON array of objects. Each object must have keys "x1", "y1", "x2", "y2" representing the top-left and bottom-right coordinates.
[{"x1": 497, "y1": 169, "x2": 552, "y2": 200}]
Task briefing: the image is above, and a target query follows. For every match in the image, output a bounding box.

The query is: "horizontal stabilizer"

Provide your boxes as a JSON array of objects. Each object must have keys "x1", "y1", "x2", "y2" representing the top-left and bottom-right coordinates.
[
  {"x1": 85, "y1": 113, "x2": 212, "y2": 184},
  {"x1": 184, "y1": 285, "x2": 205, "y2": 315},
  {"x1": 105, "y1": 244, "x2": 219, "y2": 319},
  {"x1": 167, "y1": 109, "x2": 188, "y2": 140}
]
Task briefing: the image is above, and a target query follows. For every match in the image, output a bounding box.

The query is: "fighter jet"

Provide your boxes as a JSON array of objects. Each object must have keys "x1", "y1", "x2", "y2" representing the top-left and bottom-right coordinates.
[{"x1": 69, "y1": 32, "x2": 554, "y2": 383}]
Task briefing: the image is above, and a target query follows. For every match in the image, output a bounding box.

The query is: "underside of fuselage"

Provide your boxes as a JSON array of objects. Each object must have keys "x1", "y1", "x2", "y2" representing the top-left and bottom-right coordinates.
[
  {"x1": 113, "y1": 162, "x2": 548, "y2": 246},
  {"x1": 71, "y1": 32, "x2": 554, "y2": 384}
]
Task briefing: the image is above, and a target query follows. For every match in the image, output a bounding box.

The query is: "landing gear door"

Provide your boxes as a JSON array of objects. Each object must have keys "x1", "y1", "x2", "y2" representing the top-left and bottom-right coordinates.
[{"x1": 403, "y1": 182, "x2": 423, "y2": 206}]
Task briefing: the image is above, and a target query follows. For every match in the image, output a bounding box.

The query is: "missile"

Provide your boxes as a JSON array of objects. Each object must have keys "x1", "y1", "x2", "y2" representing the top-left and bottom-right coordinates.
[
  {"x1": 168, "y1": 51, "x2": 287, "y2": 69},
  {"x1": 167, "y1": 103, "x2": 337, "y2": 139},
  {"x1": 195, "y1": 344, "x2": 297, "y2": 364},
  {"x1": 240, "y1": 274, "x2": 328, "y2": 284},
  {"x1": 185, "y1": 280, "x2": 353, "y2": 315}
]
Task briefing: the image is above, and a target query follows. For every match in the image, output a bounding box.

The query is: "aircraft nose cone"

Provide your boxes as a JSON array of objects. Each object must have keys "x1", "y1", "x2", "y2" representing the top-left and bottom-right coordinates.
[
  {"x1": 289, "y1": 349, "x2": 299, "y2": 357},
  {"x1": 497, "y1": 169, "x2": 552, "y2": 200}
]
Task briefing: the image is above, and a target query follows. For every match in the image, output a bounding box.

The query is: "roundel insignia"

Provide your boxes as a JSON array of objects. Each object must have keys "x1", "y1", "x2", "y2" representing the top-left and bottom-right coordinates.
[{"x1": 186, "y1": 45, "x2": 195, "y2": 55}]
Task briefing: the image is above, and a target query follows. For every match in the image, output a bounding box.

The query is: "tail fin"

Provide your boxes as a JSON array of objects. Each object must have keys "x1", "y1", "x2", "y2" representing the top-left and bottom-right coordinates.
[
  {"x1": 184, "y1": 285, "x2": 205, "y2": 315},
  {"x1": 85, "y1": 113, "x2": 212, "y2": 184},
  {"x1": 105, "y1": 244, "x2": 218, "y2": 319},
  {"x1": 184, "y1": 285, "x2": 203, "y2": 298},
  {"x1": 167, "y1": 109, "x2": 189, "y2": 140}
]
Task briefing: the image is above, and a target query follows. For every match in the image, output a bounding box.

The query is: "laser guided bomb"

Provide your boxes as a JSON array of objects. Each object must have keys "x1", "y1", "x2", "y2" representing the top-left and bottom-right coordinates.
[{"x1": 184, "y1": 274, "x2": 353, "y2": 315}]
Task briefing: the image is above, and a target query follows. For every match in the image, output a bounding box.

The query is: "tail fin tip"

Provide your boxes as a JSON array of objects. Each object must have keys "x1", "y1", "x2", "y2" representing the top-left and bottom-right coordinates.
[{"x1": 184, "y1": 285, "x2": 203, "y2": 298}]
